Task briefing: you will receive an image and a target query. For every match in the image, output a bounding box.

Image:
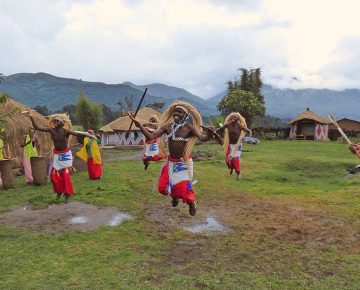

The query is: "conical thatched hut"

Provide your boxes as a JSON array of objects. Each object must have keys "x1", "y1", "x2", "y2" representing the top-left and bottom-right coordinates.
[
  {"x1": 0, "y1": 97, "x2": 53, "y2": 167},
  {"x1": 288, "y1": 108, "x2": 330, "y2": 141},
  {"x1": 99, "y1": 107, "x2": 162, "y2": 146}
]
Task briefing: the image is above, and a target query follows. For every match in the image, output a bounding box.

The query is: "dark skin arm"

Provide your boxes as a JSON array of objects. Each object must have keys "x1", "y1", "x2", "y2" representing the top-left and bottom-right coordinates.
[
  {"x1": 190, "y1": 124, "x2": 212, "y2": 142},
  {"x1": 349, "y1": 144, "x2": 360, "y2": 158},
  {"x1": 128, "y1": 112, "x2": 167, "y2": 141},
  {"x1": 28, "y1": 115, "x2": 52, "y2": 132},
  {"x1": 216, "y1": 123, "x2": 252, "y2": 136}
]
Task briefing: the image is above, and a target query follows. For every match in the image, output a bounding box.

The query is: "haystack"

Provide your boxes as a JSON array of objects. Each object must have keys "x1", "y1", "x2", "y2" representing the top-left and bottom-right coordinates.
[{"x1": 0, "y1": 97, "x2": 76, "y2": 167}]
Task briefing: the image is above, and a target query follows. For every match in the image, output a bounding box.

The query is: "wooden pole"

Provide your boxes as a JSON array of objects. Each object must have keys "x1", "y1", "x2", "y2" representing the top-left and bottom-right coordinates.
[{"x1": 125, "y1": 88, "x2": 148, "y2": 138}]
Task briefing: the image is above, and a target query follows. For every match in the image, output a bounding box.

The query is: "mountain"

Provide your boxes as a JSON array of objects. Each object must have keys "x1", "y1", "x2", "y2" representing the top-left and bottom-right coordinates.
[
  {"x1": 0, "y1": 73, "x2": 216, "y2": 115},
  {"x1": 206, "y1": 85, "x2": 360, "y2": 120},
  {"x1": 2, "y1": 73, "x2": 359, "y2": 120}
]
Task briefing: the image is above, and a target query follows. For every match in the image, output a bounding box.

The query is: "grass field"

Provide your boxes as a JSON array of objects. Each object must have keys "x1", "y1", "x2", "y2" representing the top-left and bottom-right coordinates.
[{"x1": 0, "y1": 140, "x2": 359, "y2": 289}]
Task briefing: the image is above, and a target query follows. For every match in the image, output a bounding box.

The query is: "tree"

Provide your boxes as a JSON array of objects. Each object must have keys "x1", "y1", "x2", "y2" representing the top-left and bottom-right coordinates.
[
  {"x1": 217, "y1": 89, "x2": 264, "y2": 127},
  {"x1": 117, "y1": 95, "x2": 136, "y2": 116},
  {"x1": 146, "y1": 102, "x2": 164, "y2": 111},
  {"x1": 33, "y1": 105, "x2": 51, "y2": 116},
  {"x1": 76, "y1": 91, "x2": 103, "y2": 131},
  {"x1": 62, "y1": 104, "x2": 77, "y2": 124},
  {"x1": 218, "y1": 67, "x2": 266, "y2": 126},
  {"x1": 102, "y1": 104, "x2": 118, "y2": 124}
]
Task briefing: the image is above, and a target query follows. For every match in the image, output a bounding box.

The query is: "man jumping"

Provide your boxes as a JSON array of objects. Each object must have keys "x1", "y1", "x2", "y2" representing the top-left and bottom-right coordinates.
[{"x1": 129, "y1": 101, "x2": 214, "y2": 216}]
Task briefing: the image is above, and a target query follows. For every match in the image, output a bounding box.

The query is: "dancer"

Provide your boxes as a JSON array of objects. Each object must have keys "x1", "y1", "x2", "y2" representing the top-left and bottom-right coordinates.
[
  {"x1": 76, "y1": 129, "x2": 102, "y2": 179},
  {"x1": 27, "y1": 112, "x2": 95, "y2": 203},
  {"x1": 20, "y1": 128, "x2": 39, "y2": 183},
  {"x1": 129, "y1": 101, "x2": 214, "y2": 216},
  {"x1": 217, "y1": 112, "x2": 252, "y2": 180},
  {"x1": 142, "y1": 115, "x2": 164, "y2": 170}
]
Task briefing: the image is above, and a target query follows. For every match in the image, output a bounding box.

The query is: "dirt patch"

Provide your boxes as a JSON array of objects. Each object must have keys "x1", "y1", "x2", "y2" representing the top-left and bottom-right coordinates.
[
  {"x1": 192, "y1": 151, "x2": 214, "y2": 161},
  {"x1": 204, "y1": 194, "x2": 360, "y2": 254},
  {"x1": 145, "y1": 201, "x2": 228, "y2": 235},
  {"x1": 0, "y1": 202, "x2": 132, "y2": 234},
  {"x1": 146, "y1": 193, "x2": 360, "y2": 275}
]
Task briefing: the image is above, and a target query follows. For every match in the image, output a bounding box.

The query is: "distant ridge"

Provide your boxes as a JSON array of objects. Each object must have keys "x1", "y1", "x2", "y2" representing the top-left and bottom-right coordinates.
[
  {"x1": 1, "y1": 73, "x2": 359, "y2": 120},
  {"x1": 205, "y1": 84, "x2": 360, "y2": 120},
  {"x1": 0, "y1": 73, "x2": 216, "y2": 115}
]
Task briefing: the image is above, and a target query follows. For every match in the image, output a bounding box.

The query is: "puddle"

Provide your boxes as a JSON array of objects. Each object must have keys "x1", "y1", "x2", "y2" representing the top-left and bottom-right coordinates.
[
  {"x1": 70, "y1": 216, "x2": 90, "y2": 224},
  {"x1": 184, "y1": 217, "x2": 230, "y2": 234},
  {"x1": 108, "y1": 213, "x2": 132, "y2": 226}
]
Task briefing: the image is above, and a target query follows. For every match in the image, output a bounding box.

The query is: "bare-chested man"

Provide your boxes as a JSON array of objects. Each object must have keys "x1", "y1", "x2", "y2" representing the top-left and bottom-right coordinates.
[
  {"x1": 142, "y1": 115, "x2": 164, "y2": 170},
  {"x1": 27, "y1": 112, "x2": 94, "y2": 203},
  {"x1": 217, "y1": 112, "x2": 252, "y2": 180},
  {"x1": 129, "y1": 101, "x2": 214, "y2": 216}
]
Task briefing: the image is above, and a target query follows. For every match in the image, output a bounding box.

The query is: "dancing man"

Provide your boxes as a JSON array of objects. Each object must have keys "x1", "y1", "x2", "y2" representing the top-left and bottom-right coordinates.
[
  {"x1": 142, "y1": 115, "x2": 164, "y2": 170},
  {"x1": 27, "y1": 112, "x2": 95, "y2": 203},
  {"x1": 129, "y1": 101, "x2": 214, "y2": 216},
  {"x1": 217, "y1": 112, "x2": 252, "y2": 180}
]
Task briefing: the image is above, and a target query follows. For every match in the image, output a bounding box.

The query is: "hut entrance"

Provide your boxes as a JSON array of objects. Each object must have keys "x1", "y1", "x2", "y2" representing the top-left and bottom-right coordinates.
[{"x1": 296, "y1": 121, "x2": 315, "y2": 140}]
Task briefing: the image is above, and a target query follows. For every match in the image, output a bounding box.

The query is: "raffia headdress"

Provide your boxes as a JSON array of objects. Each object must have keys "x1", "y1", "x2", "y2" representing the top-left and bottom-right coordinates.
[
  {"x1": 159, "y1": 101, "x2": 202, "y2": 160},
  {"x1": 149, "y1": 114, "x2": 159, "y2": 125},
  {"x1": 48, "y1": 113, "x2": 72, "y2": 130},
  {"x1": 223, "y1": 112, "x2": 248, "y2": 153}
]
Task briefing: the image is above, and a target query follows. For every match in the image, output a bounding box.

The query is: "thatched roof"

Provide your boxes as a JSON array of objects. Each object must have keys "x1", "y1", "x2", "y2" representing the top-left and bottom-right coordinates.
[
  {"x1": 288, "y1": 108, "x2": 330, "y2": 125},
  {"x1": 0, "y1": 97, "x2": 53, "y2": 167},
  {"x1": 99, "y1": 107, "x2": 162, "y2": 132},
  {"x1": 99, "y1": 125, "x2": 114, "y2": 133}
]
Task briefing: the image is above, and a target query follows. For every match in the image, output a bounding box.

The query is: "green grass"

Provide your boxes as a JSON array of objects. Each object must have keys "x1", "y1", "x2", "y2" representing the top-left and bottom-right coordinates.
[{"x1": 1, "y1": 140, "x2": 360, "y2": 289}]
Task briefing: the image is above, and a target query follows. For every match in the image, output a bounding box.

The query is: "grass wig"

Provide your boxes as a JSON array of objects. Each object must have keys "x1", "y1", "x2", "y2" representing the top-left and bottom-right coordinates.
[{"x1": 159, "y1": 101, "x2": 202, "y2": 160}]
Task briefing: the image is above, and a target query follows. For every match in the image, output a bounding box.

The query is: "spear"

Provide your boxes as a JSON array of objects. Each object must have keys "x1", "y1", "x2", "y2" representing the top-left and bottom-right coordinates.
[{"x1": 125, "y1": 88, "x2": 148, "y2": 138}]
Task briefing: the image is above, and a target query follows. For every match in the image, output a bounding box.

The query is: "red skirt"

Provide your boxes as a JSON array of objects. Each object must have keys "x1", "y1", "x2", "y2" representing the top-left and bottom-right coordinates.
[
  {"x1": 50, "y1": 167, "x2": 74, "y2": 195},
  {"x1": 157, "y1": 157, "x2": 195, "y2": 204},
  {"x1": 87, "y1": 158, "x2": 102, "y2": 179},
  {"x1": 225, "y1": 147, "x2": 241, "y2": 174}
]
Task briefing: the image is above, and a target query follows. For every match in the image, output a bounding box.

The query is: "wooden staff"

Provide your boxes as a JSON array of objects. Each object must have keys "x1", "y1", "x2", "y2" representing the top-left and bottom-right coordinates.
[
  {"x1": 125, "y1": 88, "x2": 148, "y2": 138},
  {"x1": 328, "y1": 114, "x2": 352, "y2": 145}
]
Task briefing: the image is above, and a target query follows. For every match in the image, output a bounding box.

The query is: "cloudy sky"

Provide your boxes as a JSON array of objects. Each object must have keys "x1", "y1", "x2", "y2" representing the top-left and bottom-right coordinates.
[{"x1": 1, "y1": 0, "x2": 360, "y2": 98}]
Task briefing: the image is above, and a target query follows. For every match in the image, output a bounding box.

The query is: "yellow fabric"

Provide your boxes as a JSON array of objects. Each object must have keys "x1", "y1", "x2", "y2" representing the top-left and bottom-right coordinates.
[
  {"x1": 76, "y1": 137, "x2": 101, "y2": 164},
  {"x1": 0, "y1": 139, "x2": 3, "y2": 160},
  {"x1": 24, "y1": 134, "x2": 38, "y2": 160}
]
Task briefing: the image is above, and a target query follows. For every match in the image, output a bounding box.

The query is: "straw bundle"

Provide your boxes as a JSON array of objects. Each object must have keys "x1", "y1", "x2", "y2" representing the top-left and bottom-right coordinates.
[{"x1": 0, "y1": 97, "x2": 52, "y2": 167}]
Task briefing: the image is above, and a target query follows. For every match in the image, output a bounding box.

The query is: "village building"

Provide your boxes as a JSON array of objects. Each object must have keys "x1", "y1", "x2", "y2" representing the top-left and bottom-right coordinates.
[
  {"x1": 288, "y1": 108, "x2": 330, "y2": 141},
  {"x1": 329, "y1": 118, "x2": 360, "y2": 132},
  {"x1": 99, "y1": 107, "x2": 162, "y2": 146}
]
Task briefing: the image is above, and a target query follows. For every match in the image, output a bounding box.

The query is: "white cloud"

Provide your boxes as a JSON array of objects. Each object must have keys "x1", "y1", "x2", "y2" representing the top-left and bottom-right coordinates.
[{"x1": 1, "y1": 0, "x2": 360, "y2": 98}]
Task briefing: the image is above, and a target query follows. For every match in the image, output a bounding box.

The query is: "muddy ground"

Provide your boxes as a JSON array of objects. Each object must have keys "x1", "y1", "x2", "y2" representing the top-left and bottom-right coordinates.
[{"x1": 0, "y1": 202, "x2": 132, "y2": 234}]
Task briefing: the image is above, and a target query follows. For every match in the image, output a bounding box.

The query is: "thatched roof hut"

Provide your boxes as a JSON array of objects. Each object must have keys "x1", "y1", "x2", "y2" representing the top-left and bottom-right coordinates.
[
  {"x1": 99, "y1": 107, "x2": 162, "y2": 145},
  {"x1": 0, "y1": 97, "x2": 53, "y2": 166},
  {"x1": 288, "y1": 108, "x2": 330, "y2": 141}
]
